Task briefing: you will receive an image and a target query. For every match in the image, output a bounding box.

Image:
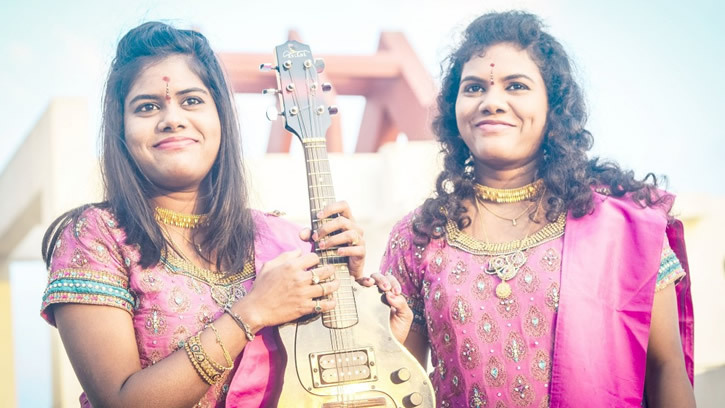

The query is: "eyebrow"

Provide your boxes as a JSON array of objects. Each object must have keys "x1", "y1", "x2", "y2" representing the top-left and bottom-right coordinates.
[
  {"x1": 460, "y1": 74, "x2": 536, "y2": 83},
  {"x1": 127, "y1": 87, "x2": 210, "y2": 105}
]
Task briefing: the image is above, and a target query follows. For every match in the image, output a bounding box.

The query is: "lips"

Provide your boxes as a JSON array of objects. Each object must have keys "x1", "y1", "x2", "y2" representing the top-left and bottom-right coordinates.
[
  {"x1": 475, "y1": 119, "x2": 514, "y2": 133},
  {"x1": 153, "y1": 136, "x2": 198, "y2": 150}
]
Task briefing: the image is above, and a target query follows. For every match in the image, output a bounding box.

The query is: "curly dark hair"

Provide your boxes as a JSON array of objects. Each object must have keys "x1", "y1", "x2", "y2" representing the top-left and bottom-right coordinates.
[
  {"x1": 42, "y1": 22, "x2": 255, "y2": 273},
  {"x1": 414, "y1": 11, "x2": 671, "y2": 243}
]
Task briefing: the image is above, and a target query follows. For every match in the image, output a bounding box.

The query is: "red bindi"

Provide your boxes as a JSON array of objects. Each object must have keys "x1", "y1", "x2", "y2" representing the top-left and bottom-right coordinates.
[
  {"x1": 489, "y1": 63, "x2": 495, "y2": 85},
  {"x1": 163, "y1": 76, "x2": 171, "y2": 101}
]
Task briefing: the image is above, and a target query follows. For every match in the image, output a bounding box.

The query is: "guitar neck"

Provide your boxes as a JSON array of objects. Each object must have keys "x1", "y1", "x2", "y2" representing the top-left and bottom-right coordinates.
[{"x1": 302, "y1": 137, "x2": 358, "y2": 329}]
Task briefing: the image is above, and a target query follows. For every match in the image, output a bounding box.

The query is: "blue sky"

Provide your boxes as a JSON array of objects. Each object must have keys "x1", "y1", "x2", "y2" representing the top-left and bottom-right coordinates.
[
  {"x1": 2, "y1": 0, "x2": 725, "y2": 195},
  {"x1": 2, "y1": 1, "x2": 723, "y2": 406},
  {"x1": 1, "y1": 0, "x2": 724, "y2": 194}
]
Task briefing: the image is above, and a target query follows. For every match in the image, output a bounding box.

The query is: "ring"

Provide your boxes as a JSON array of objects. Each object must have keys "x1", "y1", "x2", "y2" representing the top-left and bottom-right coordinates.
[
  {"x1": 311, "y1": 269, "x2": 320, "y2": 285},
  {"x1": 314, "y1": 299, "x2": 322, "y2": 313},
  {"x1": 351, "y1": 233, "x2": 359, "y2": 246},
  {"x1": 319, "y1": 282, "x2": 326, "y2": 297}
]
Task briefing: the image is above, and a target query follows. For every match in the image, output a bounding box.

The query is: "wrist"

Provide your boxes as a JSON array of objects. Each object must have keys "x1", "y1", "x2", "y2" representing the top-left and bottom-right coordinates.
[{"x1": 232, "y1": 296, "x2": 264, "y2": 334}]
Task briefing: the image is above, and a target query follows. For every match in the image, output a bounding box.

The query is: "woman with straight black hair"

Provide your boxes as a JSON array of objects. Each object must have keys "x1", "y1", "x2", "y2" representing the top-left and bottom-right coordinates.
[{"x1": 40, "y1": 21, "x2": 397, "y2": 407}]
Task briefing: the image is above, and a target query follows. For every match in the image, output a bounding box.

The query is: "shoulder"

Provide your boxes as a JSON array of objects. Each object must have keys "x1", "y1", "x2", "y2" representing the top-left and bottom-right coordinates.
[
  {"x1": 590, "y1": 187, "x2": 673, "y2": 223},
  {"x1": 389, "y1": 207, "x2": 422, "y2": 237},
  {"x1": 56, "y1": 204, "x2": 126, "y2": 248}
]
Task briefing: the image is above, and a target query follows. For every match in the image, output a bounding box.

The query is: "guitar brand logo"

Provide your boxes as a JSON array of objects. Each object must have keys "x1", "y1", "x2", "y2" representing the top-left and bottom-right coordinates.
[{"x1": 283, "y1": 44, "x2": 309, "y2": 59}]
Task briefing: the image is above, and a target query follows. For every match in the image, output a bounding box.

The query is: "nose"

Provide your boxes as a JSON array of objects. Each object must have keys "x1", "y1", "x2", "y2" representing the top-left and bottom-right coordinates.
[
  {"x1": 479, "y1": 86, "x2": 507, "y2": 115},
  {"x1": 157, "y1": 103, "x2": 186, "y2": 132}
]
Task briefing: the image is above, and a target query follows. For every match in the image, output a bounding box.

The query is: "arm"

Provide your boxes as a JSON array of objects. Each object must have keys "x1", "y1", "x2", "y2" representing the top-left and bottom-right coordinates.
[
  {"x1": 55, "y1": 303, "x2": 251, "y2": 408},
  {"x1": 54, "y1": 250, "x2": 339, "y2": 408},
  {"x1": 644, "y1": 283, "x2": 695, "y2": 407},
  {"x1": 403, "y1": 329, "x2": 430, "y2": 368}
]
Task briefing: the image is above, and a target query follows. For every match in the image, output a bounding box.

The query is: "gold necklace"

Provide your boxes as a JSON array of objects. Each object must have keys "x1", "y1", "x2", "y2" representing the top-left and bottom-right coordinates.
[
  {"x1": 478, "y1": 200, "x2": 535, "y2": 226},
  {"x1": 474, "y1": 178, "x2": 544, "y2": 203},
  {"x1": 154, "y1": 207, "x2": 208, "y2": 229},
  {"x1": 480, "y1": 192, "x2": 544, "y2": 299}
]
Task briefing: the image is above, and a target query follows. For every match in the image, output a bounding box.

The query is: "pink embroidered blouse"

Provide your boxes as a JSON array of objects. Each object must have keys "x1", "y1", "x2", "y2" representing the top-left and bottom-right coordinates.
[
  {"x1": 380, "y1": 209, "x2": 684, "y2": 408},
  {"x1": 41, "y1": 206, "x2": 309, "y2": 407}
]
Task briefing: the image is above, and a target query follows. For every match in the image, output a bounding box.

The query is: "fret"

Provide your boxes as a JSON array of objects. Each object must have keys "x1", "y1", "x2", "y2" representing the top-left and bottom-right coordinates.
[
  {"x1": 322, "y1": 312, "x2": 360, "y2": 318},
  {"x1": 300, "y1": 138, "x2": 327, "y2": 144},
  {"x1": 307, "y1": 171, "x2": 332, "y2": 176},
  {"x1": 320, "y1": 257, "x2": 349, "y2": 265},
  {"x1": 308, "y1": 184, "x2": 334, "y2": 189}
]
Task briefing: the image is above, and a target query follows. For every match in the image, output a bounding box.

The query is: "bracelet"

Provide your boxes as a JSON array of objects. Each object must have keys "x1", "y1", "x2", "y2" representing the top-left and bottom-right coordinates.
[
  {"x1": 185, "y1": 333, "x2": 223, "y2": 385},
  {"x1": 225, "y1": 306, "x2": 255, "y2": 342},
  {"x1": 208, "y1": 322, "x2": 234, "y2": 370}
]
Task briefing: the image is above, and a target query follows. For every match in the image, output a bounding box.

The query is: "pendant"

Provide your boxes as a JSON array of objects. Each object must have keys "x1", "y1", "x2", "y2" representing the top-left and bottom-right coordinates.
[
  {"x1": 512, "y1": 218, "x2": 517, "y2": 226},
  {"x1": 495, "y1": 281, "x2": 512, "y2": 299}
]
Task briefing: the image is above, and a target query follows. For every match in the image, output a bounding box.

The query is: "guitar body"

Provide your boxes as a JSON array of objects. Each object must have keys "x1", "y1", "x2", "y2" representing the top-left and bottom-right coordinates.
[
  {"x1": 275, "y1": 279, "x2": 434, "y2": 407},
  {"x1": 261, "y1": 40, "x2": 435, "y2": 407}
]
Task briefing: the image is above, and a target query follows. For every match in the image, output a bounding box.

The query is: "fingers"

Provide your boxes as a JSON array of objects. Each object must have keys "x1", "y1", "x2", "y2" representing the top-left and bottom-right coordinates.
[
  {"x1": 316, "y1": 228, "x2": 363, "y2": 250},
  {"x1": 316, "y1": 200, "x2": 354, "y2": 221},
  {"x1": 309, "y1": 297, "x2": 337, "y2": 314},
  {"x1": 315, "y1": 279, "x2": 340, "y2": 298},
  {"x1": 260, "y1": 249, "x2": 303, "y2": 272},
  {"x1": 368, "y1": 272, "x2": 402, "y2": 295},
  {"x1": 298, "y1": 227, "x2": 312, "y2": 242},
  {"x1": 384, "y1": 289, "x2": 409, "y2": 311}
]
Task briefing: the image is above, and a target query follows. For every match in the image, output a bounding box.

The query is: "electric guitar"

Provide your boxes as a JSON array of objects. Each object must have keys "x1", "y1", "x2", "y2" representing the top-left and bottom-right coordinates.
[{"x1": 262, "y1": 40, "x2": 435, "y2": 408}]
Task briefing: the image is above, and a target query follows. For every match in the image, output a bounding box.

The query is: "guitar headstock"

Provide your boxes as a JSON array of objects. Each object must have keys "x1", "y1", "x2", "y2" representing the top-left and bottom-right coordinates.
[{"x1": 263, "y1": 40, "x2": 336, "y2": 142}]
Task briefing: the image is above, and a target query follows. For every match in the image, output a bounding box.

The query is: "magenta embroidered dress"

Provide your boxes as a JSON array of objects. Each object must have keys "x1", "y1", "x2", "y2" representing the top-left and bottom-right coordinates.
[
  {"x1": 380, "y1": 209, "x2": 685, "y2": 408},
  {"x1": 41, "y1": 206, "x2": 309, "y2": 407}
]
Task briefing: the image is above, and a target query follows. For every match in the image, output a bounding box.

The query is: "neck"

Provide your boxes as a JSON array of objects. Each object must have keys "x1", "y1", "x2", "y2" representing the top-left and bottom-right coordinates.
[{"x1": 474, "y1": 158, "x2": 540, "y2": 188}]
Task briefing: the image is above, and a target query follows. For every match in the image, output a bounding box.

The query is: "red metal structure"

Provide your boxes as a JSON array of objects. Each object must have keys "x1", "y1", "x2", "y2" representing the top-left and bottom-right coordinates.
[{"x1": 219, "y1": 31, "x2": 437, "y2": 153}]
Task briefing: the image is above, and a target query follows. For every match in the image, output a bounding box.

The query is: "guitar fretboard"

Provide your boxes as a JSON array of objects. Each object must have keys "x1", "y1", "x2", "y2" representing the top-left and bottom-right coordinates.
[{"x1": 303, "y1": 138, "x2": 358, "y2": 329}]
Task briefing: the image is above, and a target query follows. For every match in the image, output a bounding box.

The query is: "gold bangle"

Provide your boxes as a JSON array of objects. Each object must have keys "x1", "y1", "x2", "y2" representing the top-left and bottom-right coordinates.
[
  {"x1": 225, "y1": 306, "x2": 255, "y2": 342},
  {"x1": 208, "y1": 323, "x2": 234, "y2": 370},
  {"x1": 185, "y1": 333, "x2": 222, "y2": 385}
]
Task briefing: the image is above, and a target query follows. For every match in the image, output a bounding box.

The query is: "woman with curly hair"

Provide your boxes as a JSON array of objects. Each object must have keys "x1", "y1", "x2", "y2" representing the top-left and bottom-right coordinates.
[{"x1": 377, "y1": 11, "x2": 695, "y2": 407}]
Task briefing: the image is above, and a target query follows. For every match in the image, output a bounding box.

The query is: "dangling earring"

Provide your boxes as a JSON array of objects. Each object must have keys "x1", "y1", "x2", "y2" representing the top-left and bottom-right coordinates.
[{"x1": 463, "y1": 153, "x2": 475, "y2": 179}]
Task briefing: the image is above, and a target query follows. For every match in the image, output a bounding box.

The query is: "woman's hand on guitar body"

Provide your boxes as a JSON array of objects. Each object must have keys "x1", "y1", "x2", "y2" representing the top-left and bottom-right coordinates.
[
  {"x1": 237, "y1": 250, "x2": 340, "y2": 331},
  {"x1": 301, "y1": 200, "x2": 366, "y2": 280}
]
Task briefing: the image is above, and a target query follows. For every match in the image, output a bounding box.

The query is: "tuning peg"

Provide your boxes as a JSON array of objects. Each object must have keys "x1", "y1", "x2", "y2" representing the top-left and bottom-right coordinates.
[
  {"x1": 259, "y1": 63, "x2": 276, "y2": 72},
  {"x1": 328, "y1": 105, "x2": 339, "y2": 115},
  {"x1": 321, "y1": 82, "x2": 332, "y2": 92},
  {"x1": 314, "y1": 58, "x2": 325, "y2": 73},
  {"x1": 262, "y1": 88, "x2": 280, "y2": 95},
  {"x1": 265, "y1": 106, "x2": 281, "y2": 121}
]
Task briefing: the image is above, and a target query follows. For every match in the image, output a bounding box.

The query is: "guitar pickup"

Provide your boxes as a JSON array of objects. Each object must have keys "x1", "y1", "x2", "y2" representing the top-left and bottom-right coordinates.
[{"x1": 309, "y1": 347, "x2": 377, "y2": 387}]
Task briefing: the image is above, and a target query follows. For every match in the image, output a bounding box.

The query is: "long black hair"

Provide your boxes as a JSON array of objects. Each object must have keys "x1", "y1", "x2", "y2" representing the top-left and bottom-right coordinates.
[
  {"x1": 42, "y1": 21, "x2": 255, "y2": 273},
  {"x1": 414, "y1": 11, "x2": 671, "y2": 243}
]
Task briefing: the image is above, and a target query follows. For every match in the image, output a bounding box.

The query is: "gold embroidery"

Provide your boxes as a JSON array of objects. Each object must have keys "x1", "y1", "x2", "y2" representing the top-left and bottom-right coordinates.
[
  {"x1": 510, "y1": 375, "x2": 536, "y2": 406},
  {"x1": 530, "y1": 350, "x2": 551, "y2": 382},
  {"x1": 460, "y1": 337, "x2": 481, "y2": 370},
  {"x1": 477, "y1": 312, "x2": 500, "y2": 344},
  {"x1": 450, "y1": 296, "x2": 472, "y2": 325},
  {"x1": 524, "y1": 306, "x2": 547, "y2": 338},
  {"x1": 484, "y1": 356, "x2": 506, "y2": 387},
  {"x1": 445, "y1": 214, "x2": 566, "y2": 256},
  {"x1": 504, "y1": 332, "x2": 528, "y2": 363},
  {"x1": 448, "y1": 260, "x2": 469, "y2": 285}
]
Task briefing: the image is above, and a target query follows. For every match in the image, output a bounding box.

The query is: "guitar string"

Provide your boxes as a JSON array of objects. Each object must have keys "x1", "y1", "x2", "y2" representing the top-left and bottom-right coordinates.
[
  {"x1": 308, "y1": 71, "x2": 351, "y2": 401},
  {"x1": 296, "y1": 64, "x2": 349, "y2": 400},
  {"x1": 305, "y1": 66, "x2": 360, "y2": 401}
]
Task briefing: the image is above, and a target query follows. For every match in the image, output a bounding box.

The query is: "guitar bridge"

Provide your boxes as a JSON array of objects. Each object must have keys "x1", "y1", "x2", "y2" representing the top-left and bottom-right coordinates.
[{"x1": 309, "y1": 347, "x2": 377, "y2": 387}]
